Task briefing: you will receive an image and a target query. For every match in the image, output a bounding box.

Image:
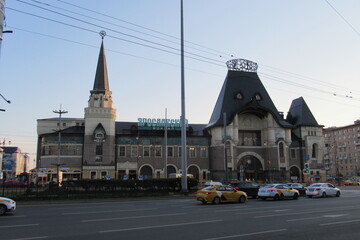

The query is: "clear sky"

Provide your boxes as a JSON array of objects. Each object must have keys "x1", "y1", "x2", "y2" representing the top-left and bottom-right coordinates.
[{"x1": 1, "y1": 0, "x2": 360, "y2": 168}]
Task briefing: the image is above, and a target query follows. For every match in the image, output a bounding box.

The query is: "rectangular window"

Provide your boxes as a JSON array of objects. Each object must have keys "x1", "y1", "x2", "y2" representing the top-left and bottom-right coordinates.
[
  {"x1": 189, "y1": 147, "x2": 196, "y2": 158},
  {"x1": 200, "y1": 147, "x2": 207, "y2": 158},
  {"x1": 167, "y1": 146, "x2": 174, "y2": 157},
  {"x1": 178, "y1": 146, "x2": 182, "y2": 157},
  {"x1": 155, "y1": 146, "x2": 162, "y2": 157},
  {"x1": 119, "y1": 146, "x2": 126, "y2": 157},
  {"x1": 96, "y1": 145, "x2": 103, "y2": 155},
  {"x1": 290, "y1": 149, "x2": 296, "y2": 158},
  {"x1": 143, "y1": 146, "x2": 150, "y2": 157},
  {"x1": 131, "y1": 146, "x2": 138, "y2": 158},
  {"x1": 90, "y1": 171, "x2": 96, "y2": 180},
  {"x1": 101, "y1": 171, "x2": 107, "y2": 179},
  {"x1": 239, "y1": 130, "x2": 261, "y2": 146}
]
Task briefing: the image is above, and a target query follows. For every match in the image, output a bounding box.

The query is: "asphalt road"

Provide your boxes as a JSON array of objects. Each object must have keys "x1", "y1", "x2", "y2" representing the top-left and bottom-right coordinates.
[{"x1": 2, "y1": 188, "x2": 360, "y2": 240}]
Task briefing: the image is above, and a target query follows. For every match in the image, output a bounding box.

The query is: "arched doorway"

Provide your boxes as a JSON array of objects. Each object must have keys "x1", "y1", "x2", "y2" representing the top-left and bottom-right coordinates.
[
  {"x1": 167, "y1": 165, "x2": 176, "y2": 178},
  {"x1": 139, "y1": 165, "x2": 153, "y2": 179},
  {"x1": 188, "y1": 165, "x2": 199, "y2": 180},
  {"x1": 237, "y1": 155, "x2": 263, "y2": 182},
  {"x1": 290, "y1": 166, "x2": 300, "y2": 182}
]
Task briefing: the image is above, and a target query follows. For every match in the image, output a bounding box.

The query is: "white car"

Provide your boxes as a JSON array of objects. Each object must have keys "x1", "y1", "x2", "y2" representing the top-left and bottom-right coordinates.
[
  {"x1": 258, "y1": 184, "x2": 300, "y2": 200},
  {"x1": 0, "y1": 197, "x2": 16, "y2": 216},
  {"x1": 305, "y1": 183, "x2": 340, "y2": 198}
]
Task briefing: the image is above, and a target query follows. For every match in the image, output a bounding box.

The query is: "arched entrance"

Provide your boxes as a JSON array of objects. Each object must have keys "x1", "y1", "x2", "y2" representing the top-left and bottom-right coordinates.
[
  {"x1": 290, "y1": 166, "x2": 300, "y2": 182},
  {"x1": 237, "y1": 155, "x2": 263, "y2": 182},
  {"x1": 166, "y1": 165, "x2": 176, "y2": 178},
  {"x1": 139, "y1": 165, "x2": 153, "y2": 179},
  {"x1": 188, "y1": 165, "x2": 199, "y2": 180}
]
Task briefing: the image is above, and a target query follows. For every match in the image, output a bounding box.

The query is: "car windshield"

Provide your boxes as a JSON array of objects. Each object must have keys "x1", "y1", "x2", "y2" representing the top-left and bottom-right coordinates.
[
  {"x1": 202, "y1": 186, "x2": 215, "y2": 191},
  {"x1": 263, "y1": 184, "x2": 276, "y2": 188}
]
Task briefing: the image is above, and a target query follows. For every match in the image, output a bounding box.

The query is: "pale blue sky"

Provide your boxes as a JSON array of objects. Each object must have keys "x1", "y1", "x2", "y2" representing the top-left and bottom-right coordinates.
[{"x1": 1, "y1": 0, "x2": 360, "y2": 167}]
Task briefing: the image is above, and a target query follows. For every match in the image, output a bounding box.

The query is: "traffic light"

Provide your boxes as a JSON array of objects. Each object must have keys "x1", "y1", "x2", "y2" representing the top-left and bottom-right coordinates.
[{"x1": 304, "y1": 163, "x2": 309, "y2": 173}]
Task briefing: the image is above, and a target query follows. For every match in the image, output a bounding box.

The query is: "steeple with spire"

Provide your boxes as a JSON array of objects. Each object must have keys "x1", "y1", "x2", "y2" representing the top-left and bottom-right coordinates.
[{"x1": 83, "y1": 32, "x2": 117, "y2": 172}]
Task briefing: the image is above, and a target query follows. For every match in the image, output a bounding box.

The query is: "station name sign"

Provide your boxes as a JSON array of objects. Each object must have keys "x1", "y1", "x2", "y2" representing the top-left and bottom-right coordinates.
[{"x1": 138, "y1": 118, "x2": 188, "y2": 130}]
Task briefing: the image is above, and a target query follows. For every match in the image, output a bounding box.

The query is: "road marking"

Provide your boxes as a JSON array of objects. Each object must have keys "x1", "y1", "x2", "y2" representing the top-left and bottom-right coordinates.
[
  {"x1": 203, "y1": 229, "x2": 287, "y2": 240},
  {"x1": 254, "y1": 206, "x2": 360, "y2": 218},
  {"x1": 0, "y1": 223, "x2": 39, "y2": 229},
  {"x1": 320, "y1": 219, "x2": 360, "y2": 226},
  {"x1": 99, "y1": 219, "x2": 223, "y2": 233},
  {"x1": 62, "y1": 207, "x2": 157, "y2": 215},
  {"x1": 217, "y1": 206, "x2": 288, "y2": 213},
  {"x1": 82, "y1": 213, "x2": 187, "y2": 222},
  {"x1": 10, "y1": 236, "x2": 48, "y2": 240},
  {"x1": 274, "y1": 209, "x2": 291, "y2": 212},
  {"x1": 287, "y1": 214, "x2": 348, "y2": 222}
]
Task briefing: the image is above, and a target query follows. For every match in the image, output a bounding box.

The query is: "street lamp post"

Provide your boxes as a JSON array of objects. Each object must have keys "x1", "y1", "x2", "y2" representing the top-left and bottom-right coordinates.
[{"x1": 52, "y1": 105, "x2": 68, "y2": 188}]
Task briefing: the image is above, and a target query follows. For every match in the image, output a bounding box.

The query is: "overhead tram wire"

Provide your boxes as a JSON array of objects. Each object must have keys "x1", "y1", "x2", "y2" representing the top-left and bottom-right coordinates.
[
  {"x1": 7, "y1": 7, "x2": 225, "y2": 68},
  {"x1": 22, "y1": 0, "x2": 359, "y2": 97},
  {"x1": 259, "y1": 63, "x2": 360, "y2": 95},
  {"x1": 22, "y1": 0, "x2": 360, "y2": 97},
  {"x1": 325, "y1": 0, "x2": 360, "y2": 38},
  {"x1": 7, "y1": 8, "x2": 360, "y2": 103},
  {"x1": 12, "y1": 0, "x2": 226, "y2": 66},
  {"x1": 7, "y1": 7, "x2": 360, "y2": 103},
  {"x1": 27, "y1": 0, "x2": 224, "y2": 59},
  {"x1": 54, "y1": 0, "x2": 233, "y2": 59},
  {"x1": 8, "y1": 25, "x2": 225, "y2": 79}
]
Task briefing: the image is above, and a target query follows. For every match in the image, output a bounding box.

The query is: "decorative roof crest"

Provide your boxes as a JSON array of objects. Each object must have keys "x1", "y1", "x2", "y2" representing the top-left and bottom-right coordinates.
[{"x1": 226, "y1": 59, "x2": 258, "y2": 72}]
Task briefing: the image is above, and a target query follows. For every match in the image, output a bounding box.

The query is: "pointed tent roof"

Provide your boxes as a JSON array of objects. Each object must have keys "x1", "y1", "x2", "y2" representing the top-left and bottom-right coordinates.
[
  {"x1": 206, "y1": 61, "x2": 293, "y2": 129},
  {"x1": 91, "y1": 40, "x2": 109, "y2": 94},
  {"x1": 286, "y1": 97, "x2": 322, "y2": 127}
]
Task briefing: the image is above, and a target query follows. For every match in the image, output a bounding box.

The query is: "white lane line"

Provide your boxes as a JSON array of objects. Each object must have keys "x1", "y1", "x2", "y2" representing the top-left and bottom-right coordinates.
[
  {"x1": 0, "y1": 224, "x2": 39, "y2": 229},
  {"x1": 10, "y1": 236, "x2": 48, "y2": 240},
  {"x1": 287, "y1": 214, "x2": 349, "y2": 222},
  {"x1": 99, "y1": 219, "x2": 223, "y2": 233},
  {"x1": 287, "y1": 216, "x2": 326, "y2": 222},
  {"x1": 62, "y1": 207, "x2": 157, "y2": 215},
  {"x1": 82, "y1": 213, "x2": 187, "y2": 222},
  {"x1": 203, "y1": 229, "x2": 287, "y2": 240},
  {"x1": 254, "y1": 206, "x2": 359, "y2": 218},
  {"x1": 217, "y1": 206, "x2": 287, "y2": 213},
  {"x1": 320, "y1": 219, "x2": 360, "y2": 226}
]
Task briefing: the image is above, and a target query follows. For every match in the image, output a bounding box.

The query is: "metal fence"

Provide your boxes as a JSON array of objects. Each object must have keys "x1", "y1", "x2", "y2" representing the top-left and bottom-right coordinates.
[{"x1": 1, "y1": 178, "x2": 199, "y2": 200}]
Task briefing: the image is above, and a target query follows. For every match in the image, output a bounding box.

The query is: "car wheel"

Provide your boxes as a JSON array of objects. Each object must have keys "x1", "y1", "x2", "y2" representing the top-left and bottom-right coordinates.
[
  {"x1": 213, "y1": 197, "x2": 221, "y2": 205},
  {"x1": 307, "y1": 195, "x2": 312, "y2": 198},
  {"x1": 261, "y1": 197, "x2": 266, "y2": 200},
  {"x1": 0, "y1": 205, "x2": 6, "y2": 216},
  {"x1": 280, "y1": 194, "x2": 285, "y2": 200},
  {"x1": 336, "y1": 191, "x2": 340, "y2": 197},
  {"x1": 274, "y1": 194, "x2": 280, "y2": 201},
  {"x1": 239, "y1": 195, "x2": 246, "y2": 203},
  {"x1": 201, "y1": 200, "x2": 207, "y2": 204},
  {"x1": 322, "y1": 192, "x2": 327, "y2": 198},
  {"x1": 293, "y1": 193, "x2": 299, "y2": 200}
]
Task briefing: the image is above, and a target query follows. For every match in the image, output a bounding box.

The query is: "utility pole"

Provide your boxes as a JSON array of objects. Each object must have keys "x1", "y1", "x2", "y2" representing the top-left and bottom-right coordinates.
[
  {"x1": 52, "y1": 105, "x2": 68, "y2": 188},
  {"x1": 180, "y1": 0, "x2": 188, "y2": 193}
]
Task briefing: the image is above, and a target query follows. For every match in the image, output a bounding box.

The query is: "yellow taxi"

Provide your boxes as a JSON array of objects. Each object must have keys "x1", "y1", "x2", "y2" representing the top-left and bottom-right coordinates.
[{"x1": 196, "y1": 185, "x2": 247, "y2": 204}]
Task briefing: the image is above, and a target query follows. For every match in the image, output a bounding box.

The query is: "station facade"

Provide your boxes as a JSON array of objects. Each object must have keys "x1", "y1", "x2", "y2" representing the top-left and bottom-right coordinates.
[{"x1": 36, "y1": 41, "x2": 325, "y2": 183}]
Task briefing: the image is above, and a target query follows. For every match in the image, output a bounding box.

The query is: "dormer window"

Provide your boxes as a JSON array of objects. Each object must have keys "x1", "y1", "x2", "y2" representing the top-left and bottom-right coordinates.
[
  {"x1": 235, "y1": 92, "x2": 243, "y2": 100},
  {"x1": 254, "y1": 93, "x2": 262, "y2": 101}
]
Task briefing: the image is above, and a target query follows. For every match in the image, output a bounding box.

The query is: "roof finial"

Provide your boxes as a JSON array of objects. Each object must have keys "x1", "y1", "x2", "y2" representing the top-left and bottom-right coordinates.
[{"x1": 99, "y1": 30, "x2": 106, "y2": 39}]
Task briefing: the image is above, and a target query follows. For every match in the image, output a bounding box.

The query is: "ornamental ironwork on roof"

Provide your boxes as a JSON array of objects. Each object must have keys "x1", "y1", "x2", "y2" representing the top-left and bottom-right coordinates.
[{"x1": 226, "y1": 59, "x2": 258, "y2": 72}]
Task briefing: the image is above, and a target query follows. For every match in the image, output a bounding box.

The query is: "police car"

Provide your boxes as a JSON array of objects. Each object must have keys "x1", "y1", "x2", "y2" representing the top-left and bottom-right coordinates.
[{"x1": 0, "y1": 197, "x2": 16, "y2": 216}]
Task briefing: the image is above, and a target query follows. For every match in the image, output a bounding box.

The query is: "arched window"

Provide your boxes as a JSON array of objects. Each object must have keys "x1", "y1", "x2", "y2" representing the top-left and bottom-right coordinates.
[{"x1": 312, "y1": 143, "x2": 318, "y2": 158}]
